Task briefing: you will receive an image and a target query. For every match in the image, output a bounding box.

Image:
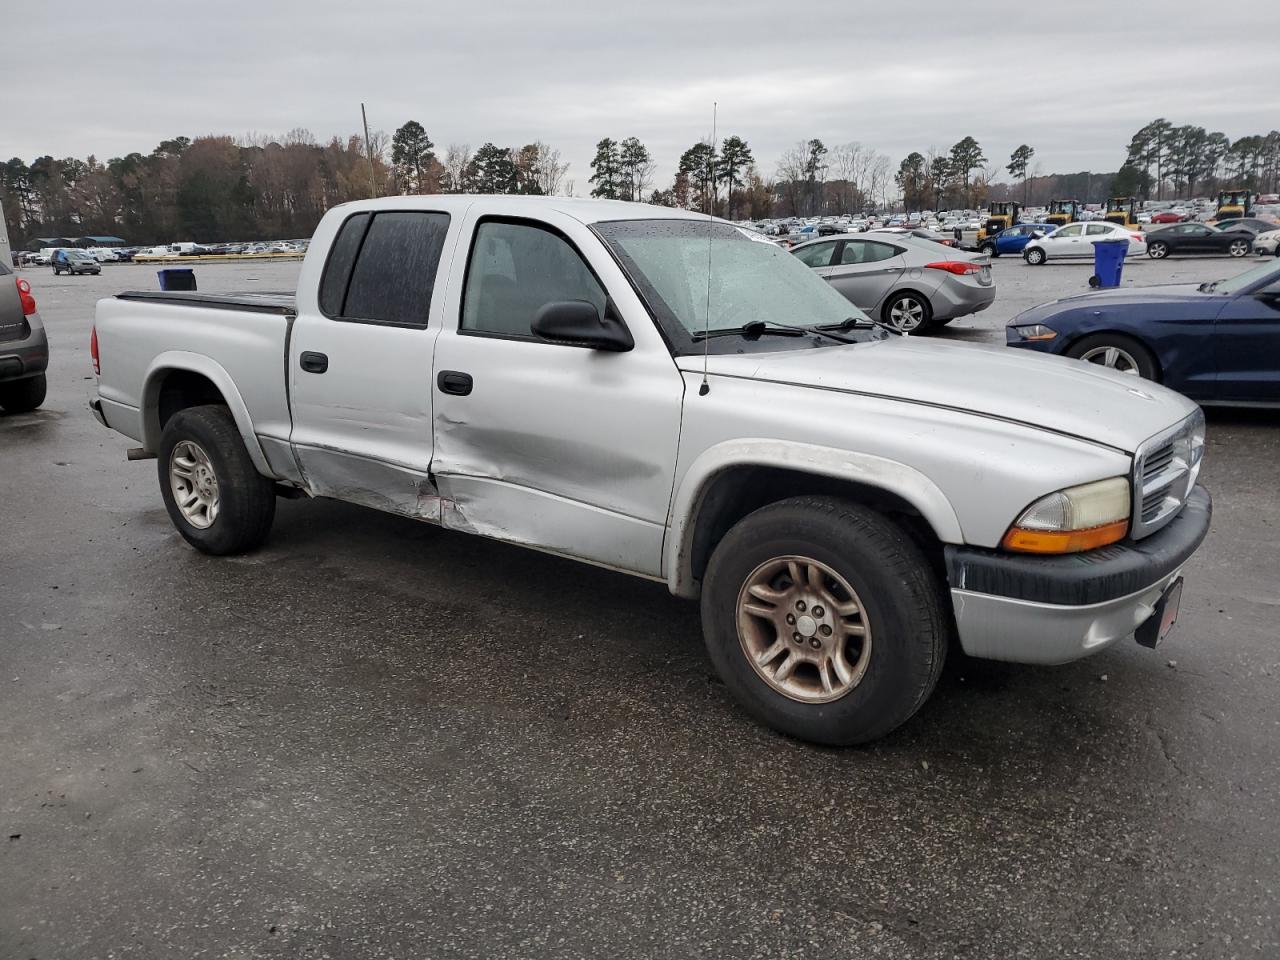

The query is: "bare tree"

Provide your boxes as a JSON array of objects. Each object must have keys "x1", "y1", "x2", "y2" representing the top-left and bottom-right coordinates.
[
  {"x1": 867, "y1": 154, "x2": 891, "y2": 212},
  {"x1": 443, "y1": 143, "x2": 471, "y2": 193},
  {"x1": 533, "y1": 141, "x2": 570, "y2": 196},
  {"x1": 775, "y1": 142, "x2": 808, "y2": 217}
]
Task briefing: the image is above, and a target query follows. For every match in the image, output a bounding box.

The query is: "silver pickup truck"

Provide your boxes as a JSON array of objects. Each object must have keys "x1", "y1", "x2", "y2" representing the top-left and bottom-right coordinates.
[{"x1": 91, "y1": 196, "x2": 1211, "y2": 745}]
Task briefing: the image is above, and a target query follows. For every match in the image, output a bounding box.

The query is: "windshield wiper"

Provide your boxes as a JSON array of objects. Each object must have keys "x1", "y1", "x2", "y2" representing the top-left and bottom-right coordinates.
[
  {"x1": 813, "y1": 315, "x2": 905, "y2": 337},
  {"x1": 692, "y1": 321, "x2": 809, "y2": 342}
]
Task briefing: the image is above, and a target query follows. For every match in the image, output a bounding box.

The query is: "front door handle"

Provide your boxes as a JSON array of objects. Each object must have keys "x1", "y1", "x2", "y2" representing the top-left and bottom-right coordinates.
[
  {"x1": 300, "y1": 351, "x2": 328, "y2": 374},
  {"x1": 437, "y1": 370, "x2": 473, "y2": 396}
]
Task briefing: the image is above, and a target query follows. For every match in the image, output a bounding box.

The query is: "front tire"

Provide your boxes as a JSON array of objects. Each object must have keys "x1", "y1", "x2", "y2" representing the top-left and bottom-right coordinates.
[
  {"x1": 1148, "y1": 241, "x2": 1169, "y2": 259},
  {"x1": 1024, "y1": 246, "x2": 1046, "y2": 265},
  {"x1": 0, "y1": 374, "x2": 47, "y2": 413},
  {"x1": 700, "y1": 497, "x2": 949, "y2": 746},
  {"x1": 1066, "y1": 333, "x2": 1159, "y2": 380},
  {"x1": 981, "y1": 243, "x2": 998, "y2": 258},
  {"x1": 1228, "y1": 239, "x2": 1250, "y2": 258},
  {"x1": 157, "y1": 404, "x2": 276, "y2": 555}
]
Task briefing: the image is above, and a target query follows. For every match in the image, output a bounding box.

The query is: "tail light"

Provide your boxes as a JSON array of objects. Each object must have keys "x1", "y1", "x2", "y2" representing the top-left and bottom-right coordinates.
[
  {"x1": 925, "y1": 261, "x2": 983, "y2": 275},
  {"x1": 1131, "y1": 233, "x2": 1144, "y2": 243},
  {"x1": 91, "y1": 325, "x2": 100, "y2": 375},
  {"x1": 15, "y1": 278, "x2": 36, "y2": 316}
]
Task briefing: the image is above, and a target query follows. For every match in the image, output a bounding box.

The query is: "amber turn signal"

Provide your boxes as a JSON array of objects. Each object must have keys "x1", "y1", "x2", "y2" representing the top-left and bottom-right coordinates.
[{"x1": 1001, "y1": 519, "x2": 1129, "y2": 554}]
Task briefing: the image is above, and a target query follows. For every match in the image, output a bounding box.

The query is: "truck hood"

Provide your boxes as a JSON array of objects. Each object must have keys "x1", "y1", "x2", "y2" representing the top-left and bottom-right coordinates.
[{"x1": 676, "y1": 337, "x2": 1197, "y2": 453}]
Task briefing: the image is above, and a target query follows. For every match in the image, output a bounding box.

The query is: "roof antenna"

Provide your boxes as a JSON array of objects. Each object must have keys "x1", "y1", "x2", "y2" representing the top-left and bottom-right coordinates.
[{"x1": 699, "y1": 101, "x2": 717, "y2": 397}]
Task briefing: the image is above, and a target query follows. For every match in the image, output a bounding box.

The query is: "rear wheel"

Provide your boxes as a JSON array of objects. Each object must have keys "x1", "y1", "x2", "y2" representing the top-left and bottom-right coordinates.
[
  {"x1": 157, "y1": 404, "x2": 276, "y2": 555},
  {"x1": 1148, "y1": 241, "x2": 1169, "y2": 259},
  {"x1": 1067, "y1": 333, "x2": 1159, "y2": 380},
  {"x1": 882, "y1": 291, "x2": 933, "y2": 333},
  {"x1": 1024, "y1": 246, "x2": 1046, "y2": 265},
  {"x1": 1229, "y1": 239, "x2": 1250, "y2": 258},
  {"x1": 700, "y1": 496, "x2": 948, "y2": 746},
  {"x1": 0, "y1": 374, "x2": 47, "y2": 413}
]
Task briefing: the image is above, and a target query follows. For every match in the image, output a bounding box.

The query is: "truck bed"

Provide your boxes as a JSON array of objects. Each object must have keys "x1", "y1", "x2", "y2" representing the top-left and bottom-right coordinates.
[{"x1": 94, "y1": 290, "x2": 297, "y2": 465}]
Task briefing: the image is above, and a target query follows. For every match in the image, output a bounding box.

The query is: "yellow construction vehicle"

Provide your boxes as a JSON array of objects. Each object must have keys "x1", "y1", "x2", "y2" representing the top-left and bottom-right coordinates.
[
  {"x1": 1045, "y1": 199, "x2": 1081, "y2": 228},
  {"x1": 977, "y1": 201, "x2": 1021, "y2": 242},
  {"x1": 1215, "y1": 189, "x2": 1251, "y2": 221},
  {"x1": 1103, "y1": 197, "x2": 1138, "y2": 229}
]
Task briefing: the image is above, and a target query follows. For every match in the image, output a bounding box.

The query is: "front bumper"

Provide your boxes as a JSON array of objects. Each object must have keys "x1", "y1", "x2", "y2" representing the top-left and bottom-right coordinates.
[{"x1": 946, "y1": 485, "x2": 1211, "y2": 664}]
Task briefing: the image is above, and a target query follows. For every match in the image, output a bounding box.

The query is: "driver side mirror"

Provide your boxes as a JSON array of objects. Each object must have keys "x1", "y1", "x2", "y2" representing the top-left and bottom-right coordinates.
[{"x1": 532, "y1": 299, "x2": 634, "y2": 352}]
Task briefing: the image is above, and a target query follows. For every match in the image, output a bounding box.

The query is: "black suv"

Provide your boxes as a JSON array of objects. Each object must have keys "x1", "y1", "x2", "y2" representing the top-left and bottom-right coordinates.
[{"x1": 0, "y1": 262, "x2": 48, "y2": 412}]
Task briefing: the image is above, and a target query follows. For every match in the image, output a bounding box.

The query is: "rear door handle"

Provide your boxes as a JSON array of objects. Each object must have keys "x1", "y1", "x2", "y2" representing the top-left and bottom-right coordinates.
[
  {"x1": 300, "y1": 351, "x2": 328, "y2": 374},
  {"x1": 437, "y1": 370, "x2": 473, "y2": 396}
]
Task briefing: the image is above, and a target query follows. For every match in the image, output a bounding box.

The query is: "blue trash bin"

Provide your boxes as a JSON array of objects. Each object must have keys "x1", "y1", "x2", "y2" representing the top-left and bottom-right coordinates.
[
  {"x1": 1089, "y1": 240, "x2": 1128, "y2": 289},
  {"x1": 157, "y1": 268, "x2": 196, "y2": 291}
]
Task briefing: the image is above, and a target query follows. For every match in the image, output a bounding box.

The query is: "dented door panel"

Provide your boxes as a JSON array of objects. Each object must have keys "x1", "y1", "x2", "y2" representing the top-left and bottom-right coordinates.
[{"x1": 430, "y1": 202, "x2": 685, "y2": 577}]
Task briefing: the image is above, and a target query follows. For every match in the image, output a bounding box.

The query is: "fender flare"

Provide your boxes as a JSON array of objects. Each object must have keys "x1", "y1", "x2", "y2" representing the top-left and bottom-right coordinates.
[
  {"x1": 664, "y1": 439, "x2": 965, "y2": 598},
  {"x1": 141, "y1": 351, "x2": 275, "y2": 477}
]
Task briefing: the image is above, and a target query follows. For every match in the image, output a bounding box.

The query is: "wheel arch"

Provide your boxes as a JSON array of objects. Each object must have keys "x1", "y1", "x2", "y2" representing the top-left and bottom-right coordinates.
[
  {"x1": 141, "y1": 352, "x2": 274, "y2": 476},
  {"x1": 665, "y1": 441, "x2": 964, "y2": 598}
]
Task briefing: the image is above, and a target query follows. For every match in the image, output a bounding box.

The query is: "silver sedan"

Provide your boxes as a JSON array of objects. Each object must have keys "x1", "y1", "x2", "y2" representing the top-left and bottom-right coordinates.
[{"x1": 791, "y1": 232, "x2": 995, "y2": 333}]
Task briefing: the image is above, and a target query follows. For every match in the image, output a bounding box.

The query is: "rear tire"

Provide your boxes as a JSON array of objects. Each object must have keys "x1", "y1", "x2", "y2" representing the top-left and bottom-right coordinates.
[
  {"x1": 882, "y1": 291, "x2": 933, "y2": 333},
  {"x1": 700, "y1": 496, "x2": 949, "y2": 746},
  {"x1": 1024, "y1": 246, "x2": 1046, "y2": 265},
  {"x1": 1148, "y1": 241, "x2": 1169, "y2": 259},
  {"x1": 0, "y1": 374, "x2": 47, "y2": 413},
  {"x1": 157, "y1": 404, "x2": 276, "y2": 555}
]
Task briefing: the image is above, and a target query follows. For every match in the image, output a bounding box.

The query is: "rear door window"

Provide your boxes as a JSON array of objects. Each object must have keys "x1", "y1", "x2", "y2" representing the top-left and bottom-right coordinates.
[{"x1": 322, "y1": 211, "x2": 450, "y2": 328}]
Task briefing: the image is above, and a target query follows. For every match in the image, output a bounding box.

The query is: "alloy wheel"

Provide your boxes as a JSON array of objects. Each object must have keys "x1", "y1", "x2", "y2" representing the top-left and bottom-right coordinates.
[
  {"x1": 736, "y1": 555, "x2": 872, "y2": 704},
  {"x1": 169, "y1": 440, "x2": 220, "y2": 529},
  {"x1": 1079, "y1": 344, "x2": 1141, "y2": 375},
  {"x1": 888, "y1": 296, "x2": 926, "y2": 331}
]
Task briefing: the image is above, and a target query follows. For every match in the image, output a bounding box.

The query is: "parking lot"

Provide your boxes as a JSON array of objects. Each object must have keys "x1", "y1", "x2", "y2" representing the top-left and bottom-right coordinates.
[{"x1": 3, "y1": 256, "x2": 1278, "y2": 958}]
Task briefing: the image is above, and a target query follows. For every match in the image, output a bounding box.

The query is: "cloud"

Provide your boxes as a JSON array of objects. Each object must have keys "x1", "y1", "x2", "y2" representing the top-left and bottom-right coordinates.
[{"x1": 12, "y1": 0, "x2": 1280, "y2": 190}]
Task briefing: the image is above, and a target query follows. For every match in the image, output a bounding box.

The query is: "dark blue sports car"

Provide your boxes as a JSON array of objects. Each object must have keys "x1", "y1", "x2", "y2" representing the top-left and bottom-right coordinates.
[{"x1": 1006, "y1": 258, "x2": 1280, "y2": 406}]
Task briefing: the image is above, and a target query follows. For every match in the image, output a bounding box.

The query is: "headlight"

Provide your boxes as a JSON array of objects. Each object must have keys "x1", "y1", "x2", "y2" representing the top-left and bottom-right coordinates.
[
  {"x1": 1011, "y1": 323, "x2": 1057, "y2": 341},
  {"x1": 1001, "y1": 477, "x2": 1131, "y2": 553}
]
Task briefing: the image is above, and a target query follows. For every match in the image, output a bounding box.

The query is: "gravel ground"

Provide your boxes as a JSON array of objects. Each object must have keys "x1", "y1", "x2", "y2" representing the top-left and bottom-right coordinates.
[{"x1": 2, "y1": 253, "x2": 1277, "y2": 959}]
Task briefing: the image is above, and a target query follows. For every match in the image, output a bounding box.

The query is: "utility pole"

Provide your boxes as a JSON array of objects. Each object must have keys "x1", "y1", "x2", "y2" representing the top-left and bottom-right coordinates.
[{"x1": 361, "y1": 103, "x2": 378, "y2": 199}]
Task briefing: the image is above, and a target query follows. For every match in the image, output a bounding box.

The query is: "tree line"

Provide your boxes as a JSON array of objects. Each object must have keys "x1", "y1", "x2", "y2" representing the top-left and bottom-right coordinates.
[
  {"x1": 7, "y1": 117, "x2": 1280, "y2": 246},
  {"x1": 1114, "y1": 119, "x2": 1280, "y2": 200},
  {"x1": 0, "y1": 123, "x2": 571, "y2": 246}
]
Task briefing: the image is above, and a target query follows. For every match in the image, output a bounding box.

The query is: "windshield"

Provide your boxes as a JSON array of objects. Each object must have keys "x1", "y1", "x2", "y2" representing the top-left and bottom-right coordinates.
[
  {"x1": 1212, "y1": 258, "x2": 1280, "y2": 295},
  {"x1": 594, "y1": 219, "x2": 872, "y2": 353}
]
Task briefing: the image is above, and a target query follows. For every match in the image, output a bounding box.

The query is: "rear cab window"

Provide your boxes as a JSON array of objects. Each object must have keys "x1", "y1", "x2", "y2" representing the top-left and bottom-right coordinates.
[{"x1": 319, "y1": 210, "x2": 450, "y2": 327}]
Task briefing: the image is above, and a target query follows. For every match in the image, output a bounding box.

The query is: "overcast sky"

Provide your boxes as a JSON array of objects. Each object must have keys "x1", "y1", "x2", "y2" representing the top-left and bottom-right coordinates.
[{"x1": 12, "y1": 1, "x2": 1280, "y2": 192}]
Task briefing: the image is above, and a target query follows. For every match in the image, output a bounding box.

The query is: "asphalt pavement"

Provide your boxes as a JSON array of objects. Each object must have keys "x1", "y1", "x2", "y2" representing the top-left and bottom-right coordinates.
[{"x1": 2, "y1": 254, "x2": 1278, "y2": 959}]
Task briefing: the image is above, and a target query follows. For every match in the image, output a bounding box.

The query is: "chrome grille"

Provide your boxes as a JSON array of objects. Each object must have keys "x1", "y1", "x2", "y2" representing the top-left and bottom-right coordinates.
[{"x1": 1131, "y1": 411, "x2": 1204, "y2": 539}]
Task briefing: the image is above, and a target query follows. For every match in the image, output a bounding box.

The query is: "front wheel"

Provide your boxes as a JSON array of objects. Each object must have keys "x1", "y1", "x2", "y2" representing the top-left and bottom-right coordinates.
[
  {"x1": 0, "y1": 374, "x2": 47, "y2": 413},
  {"x1": 1024, "y1": 246, "x2": 1046, "y2": 265},
  {"x1": 981, "y1": 243, "x2": 998, "y2": 258},
  {"x1": 157, "y1": 404, "x2": 276, "y2": 555},
  {"x1": 1229, "y1": 239, "x2": 1250, "y2": 258},
  {"x1": 700, "y1": 497, "x2": 949, "y2": 746},
  {"x1": 1066, "y1": 333, "x2": 1159, "y2": 380},
  {"x1": 1148, "y1": 241, "x2": 1169, "y2": 259},
  {"x1": 883, "y1": 291, "x2": 933, "y2": 333}
]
